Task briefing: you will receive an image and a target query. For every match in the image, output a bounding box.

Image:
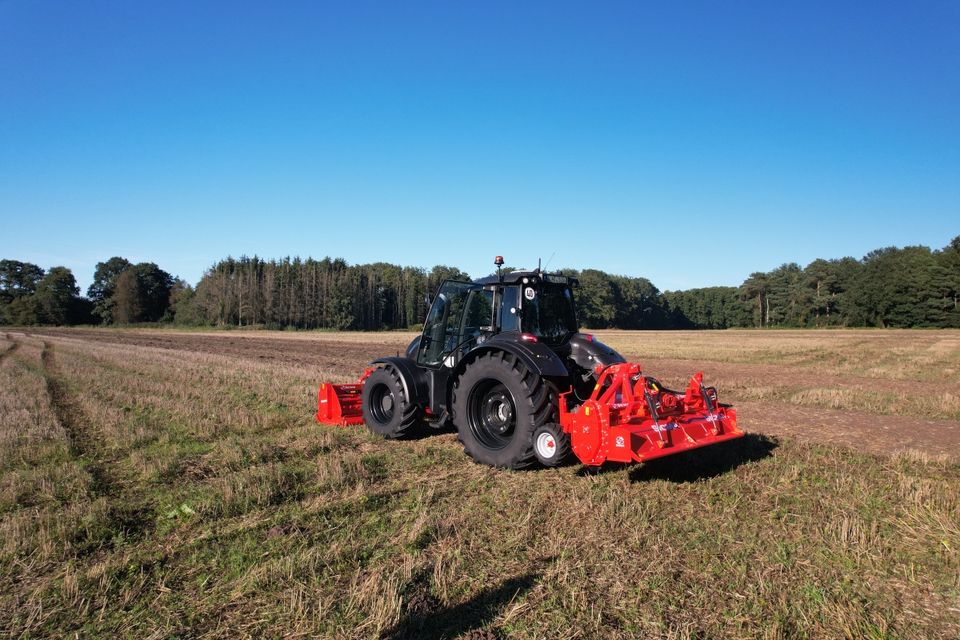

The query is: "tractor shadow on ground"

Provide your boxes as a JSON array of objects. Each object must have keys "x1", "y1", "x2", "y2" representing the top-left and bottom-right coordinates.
[
  {"x1": 380, "y1": 572, "x2": 539, "y2": 640},
  {"x1": 575, "y1": 433, "x2": 778, "y2": 483},
  {"x1": 629, "y1": 433, "x2": 778, "y2": 483},
  {"x1": 402, "y1": 422, "x2": 456, "y2": 441}
]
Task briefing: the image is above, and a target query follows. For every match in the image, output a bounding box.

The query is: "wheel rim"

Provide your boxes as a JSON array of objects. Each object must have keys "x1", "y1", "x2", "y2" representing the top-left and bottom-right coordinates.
[
  {"x1": 536, "y1": 432, "x2": 557, "y2": 459},
  {"x1": 467, "y1": 380, "x2": 517, "y2": 450},
  {"x1": 368, "y1": 383, "x2": 395, "y2": 425}
]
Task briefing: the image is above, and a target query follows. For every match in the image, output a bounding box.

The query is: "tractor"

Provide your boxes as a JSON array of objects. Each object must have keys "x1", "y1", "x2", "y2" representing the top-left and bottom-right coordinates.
[{"x1": 317, "y1": 257, "x2": 743, "y2": 469}]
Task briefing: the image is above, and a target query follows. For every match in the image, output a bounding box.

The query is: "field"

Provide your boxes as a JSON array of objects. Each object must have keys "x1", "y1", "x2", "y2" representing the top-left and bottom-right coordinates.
[{"x1": 1, "y1": 328, "x2": 958, "y2": 639}]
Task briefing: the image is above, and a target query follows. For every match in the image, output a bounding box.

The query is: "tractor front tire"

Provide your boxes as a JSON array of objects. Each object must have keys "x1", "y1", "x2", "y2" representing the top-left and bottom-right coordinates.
[
  {"x1": 452, "y1": 351, "x2": 557, "y2": 469},
  {"x1": 361, "y1": 366, "x2": 422, "y2": 439}
]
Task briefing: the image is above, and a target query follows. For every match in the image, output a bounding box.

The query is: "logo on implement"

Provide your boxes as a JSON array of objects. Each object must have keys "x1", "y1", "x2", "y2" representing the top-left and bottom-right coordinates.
[
  {"x1": 524, "y1": 287, "x2": 536, "y2": 300},
  {"x1": 652, "y1": 422, "x2": 678, "y2": 434},
  {"x1": 615, "y1": 436, "x2": 625, "y2": 448}
]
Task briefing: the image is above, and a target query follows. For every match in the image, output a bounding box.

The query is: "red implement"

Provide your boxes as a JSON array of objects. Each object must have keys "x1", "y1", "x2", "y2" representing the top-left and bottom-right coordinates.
[
  {"x1": 560, "y1": 362, "x2": 743, "y2": 466},
  {"x1": 316, "y1": 369, "x2": 373, "y2": 426}
]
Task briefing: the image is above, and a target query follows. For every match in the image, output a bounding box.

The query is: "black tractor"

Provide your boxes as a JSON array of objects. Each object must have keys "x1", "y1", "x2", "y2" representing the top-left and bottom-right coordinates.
[{"x1": 359, "y1": 258, "x2": 625, "y2": 469}]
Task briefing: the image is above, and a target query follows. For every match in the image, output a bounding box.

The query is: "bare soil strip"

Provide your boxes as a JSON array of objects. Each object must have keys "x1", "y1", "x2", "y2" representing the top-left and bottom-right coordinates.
[
  {"x1": 637, "y1": 356, "x2": 960, "y2": 397},
  {"x1": 35, "y1": 328, "x2": 960, "y2": 395},
  {"x1": 40, "y1": 340, "x2": 119, "y2": 498},
  {"x1": 736, "y1": 401, "x2": 960, "y2": 459}
]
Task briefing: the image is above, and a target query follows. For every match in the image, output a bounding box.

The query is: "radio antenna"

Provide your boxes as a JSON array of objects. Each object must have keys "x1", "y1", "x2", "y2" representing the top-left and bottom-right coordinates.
[{"x1": 542, "y1": 251, "x2": 556, "y2": 272}]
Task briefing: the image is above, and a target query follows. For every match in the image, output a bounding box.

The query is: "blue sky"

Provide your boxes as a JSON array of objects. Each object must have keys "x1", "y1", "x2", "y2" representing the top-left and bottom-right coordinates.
[{"x1": 1, "y1": 1, "x2": 957, "y2": 293}]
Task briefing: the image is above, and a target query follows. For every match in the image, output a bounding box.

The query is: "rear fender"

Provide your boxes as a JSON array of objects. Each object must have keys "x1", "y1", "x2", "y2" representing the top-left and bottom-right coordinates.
[
  {"x1": 404, "y1": 336, "x2": 420, "y2": 360},
  {"x1": 454, "y1": 334, "x2": 570, "y2": 382},
  {"x1": 567, "y1": 333, "x2": 626, "y2": 371}
]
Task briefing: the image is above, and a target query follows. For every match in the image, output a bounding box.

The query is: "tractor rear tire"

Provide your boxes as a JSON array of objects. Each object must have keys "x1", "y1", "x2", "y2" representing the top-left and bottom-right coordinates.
[
  {"x1": 361, "y1": 366, "x2": 422, "y2": 439},
  {"x1": 452, "y1": 351, "x2": 557, "y2": 469}
]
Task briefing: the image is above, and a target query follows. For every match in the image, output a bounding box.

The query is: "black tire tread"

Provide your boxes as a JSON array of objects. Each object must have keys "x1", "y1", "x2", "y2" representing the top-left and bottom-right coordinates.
[
  {"x1": 362, "y1": 366, "x2": 423, "y2": 439},
  {"x1": 533, "y1": 423, "x2": 572, "y2": 467},
  {"x1": 452, "y1": 351, "x2": 558, "y2": 469}
]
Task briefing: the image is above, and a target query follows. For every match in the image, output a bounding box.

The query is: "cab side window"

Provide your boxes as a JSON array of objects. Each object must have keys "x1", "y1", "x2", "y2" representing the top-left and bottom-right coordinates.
[
  {"x1": 418, "y1": 281, "x2": 476, "y2": 366},
  {"x1": 460, "y1": 289, "x2": 494, "y2": 351},
  {"x1": 499, "y1": 286, "x2": 520, "y2": 332},
  {"x1": 463, "y1": 290, "x2": 493, "y2": 335}
]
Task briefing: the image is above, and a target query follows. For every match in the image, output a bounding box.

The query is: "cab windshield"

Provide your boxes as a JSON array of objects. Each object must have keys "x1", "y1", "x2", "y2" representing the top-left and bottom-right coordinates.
[{"x1": 522, "y1": 284, "x2": 578, "y2": 344}]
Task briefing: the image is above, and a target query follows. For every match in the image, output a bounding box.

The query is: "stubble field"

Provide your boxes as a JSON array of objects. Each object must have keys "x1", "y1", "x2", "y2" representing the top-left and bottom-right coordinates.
[{"x1": 1, "y1": 327, "x2": 958, "y2": 638}]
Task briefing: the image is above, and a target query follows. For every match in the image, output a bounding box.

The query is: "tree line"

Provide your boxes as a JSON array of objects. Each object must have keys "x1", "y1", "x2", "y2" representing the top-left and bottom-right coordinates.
[
  {"x1": 666, "y1": 237, "x2": 960, "y2": 329},
  {"x1": 2, "y1": 235, "x2": 958, "y2": 329},
  {"x1": 0, "y1": 258, "x2": 175, "y2": 326}
]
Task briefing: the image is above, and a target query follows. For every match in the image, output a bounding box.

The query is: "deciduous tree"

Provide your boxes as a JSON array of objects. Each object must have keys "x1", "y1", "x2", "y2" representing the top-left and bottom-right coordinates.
[
  {"x1": 88, "y1": 257, "x2": 131, "y2": 323},
  {"x1": 34, "y1": 267, "x2": 80, "y2": 325}
]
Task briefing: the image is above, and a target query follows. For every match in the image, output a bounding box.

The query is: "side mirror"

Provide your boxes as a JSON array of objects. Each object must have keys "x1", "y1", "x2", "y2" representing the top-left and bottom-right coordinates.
[{"x1": 424, "y1": 293, "x2": 434, "y2": 308}]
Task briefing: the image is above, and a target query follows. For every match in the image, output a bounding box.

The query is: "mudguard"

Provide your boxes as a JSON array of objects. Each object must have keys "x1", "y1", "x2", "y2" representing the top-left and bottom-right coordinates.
[
  {"x1": 567, "y1": 333, "x2": 626, "y2": 371},
  {"x1": 455, "y1": 332, "x2": 570, "y2": 380},
  {"x1": 404, "y1": 336, "x2": 420, "y2": 360},
  {"x1": 371, "y1": 356, "x2": 430, "y2": 407}
]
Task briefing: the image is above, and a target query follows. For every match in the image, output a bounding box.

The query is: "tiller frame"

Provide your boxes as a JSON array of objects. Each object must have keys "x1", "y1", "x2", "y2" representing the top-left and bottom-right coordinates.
[{"x1": 559, "y1": 363, "x2": 743, "y2": 466}]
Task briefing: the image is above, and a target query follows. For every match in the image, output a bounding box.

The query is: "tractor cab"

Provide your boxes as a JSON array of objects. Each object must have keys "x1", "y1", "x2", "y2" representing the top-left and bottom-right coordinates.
[{"x1": 416, "y1": 271, "x2": 579, "y2": 368}]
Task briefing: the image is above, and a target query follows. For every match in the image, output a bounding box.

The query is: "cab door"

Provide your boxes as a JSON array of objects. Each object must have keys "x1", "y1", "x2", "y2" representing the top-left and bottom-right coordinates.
[{"x1": 417, "y1": 281, "x2": 481, "y2": 367}]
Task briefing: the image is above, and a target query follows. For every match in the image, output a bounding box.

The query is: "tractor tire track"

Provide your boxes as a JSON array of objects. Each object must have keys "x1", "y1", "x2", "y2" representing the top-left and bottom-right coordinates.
[
  {"x1": 40, "y1": 340, "x2": 119, "y2": 498},
  {"x1": 38, "y1": 339, "x2": 156, "y2": 550},
  {"x1": 0, "y1": 341, "x2": 18, "y2": 363},
  {"x1": 0, "y1": 333, "x2": 18, "y2": 363}
]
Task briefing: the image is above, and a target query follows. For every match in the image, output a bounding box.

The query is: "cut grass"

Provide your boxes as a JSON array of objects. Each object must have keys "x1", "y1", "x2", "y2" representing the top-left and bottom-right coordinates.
[
  {"x1": 34, "y1": 327, "x2": 960, "y2": 420},
  {"x1": 0, "y1": 330, "x2": 958, "y2": 638},
  {"x1": 594, "y1": 329, "x2": 960, "y2": 384},
  {"x1": 595, "y1": 329, "x2": 960, "y2": 421}
]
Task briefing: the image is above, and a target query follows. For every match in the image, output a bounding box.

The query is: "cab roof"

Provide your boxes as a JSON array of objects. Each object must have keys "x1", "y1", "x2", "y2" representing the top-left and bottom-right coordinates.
[{"x1": 472, "y1": 270, "x2": 579, "y2": 287}]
